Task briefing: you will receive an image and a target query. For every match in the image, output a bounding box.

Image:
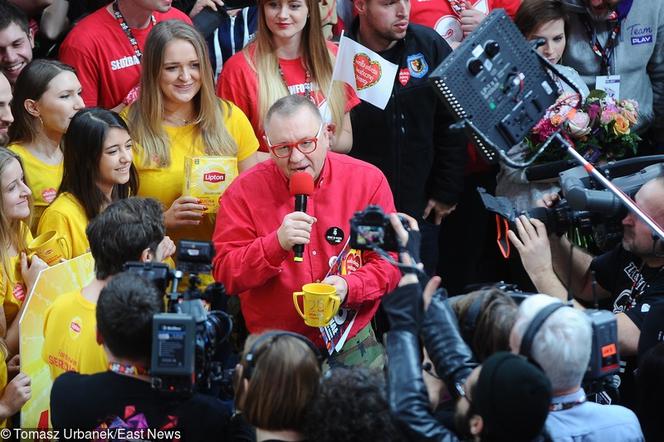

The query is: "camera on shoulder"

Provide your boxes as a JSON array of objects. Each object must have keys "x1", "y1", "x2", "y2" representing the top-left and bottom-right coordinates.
[{"x1": 123, "y1": 240, "x2": 234, "y2": 398}]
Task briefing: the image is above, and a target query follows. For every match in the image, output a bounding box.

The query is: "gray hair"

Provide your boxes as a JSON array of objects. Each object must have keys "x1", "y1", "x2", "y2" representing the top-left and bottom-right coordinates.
[
  {"x1": 264, "y1": 94, "x2": 322, "y2": 132},
  {"x1": 511, "y1": 295, "x2": 592, "y2": 392}
]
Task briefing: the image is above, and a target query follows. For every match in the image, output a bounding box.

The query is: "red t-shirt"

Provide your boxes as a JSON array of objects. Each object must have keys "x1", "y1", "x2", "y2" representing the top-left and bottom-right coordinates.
[
  {"x1": 410, "y1": 0, "x2": 520, "y2": 45},
  {"x1": 217, "y1": 41, "x2": 360, "y2": 152},
  {"x1": 59, "y1": 6, "x2": 192, "y2": 109}
]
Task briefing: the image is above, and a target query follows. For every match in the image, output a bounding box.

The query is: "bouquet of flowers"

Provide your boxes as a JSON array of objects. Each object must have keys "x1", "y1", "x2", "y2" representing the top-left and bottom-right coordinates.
[{"x1": 527, "y1": 90, "x2": 641, "y2": 164}]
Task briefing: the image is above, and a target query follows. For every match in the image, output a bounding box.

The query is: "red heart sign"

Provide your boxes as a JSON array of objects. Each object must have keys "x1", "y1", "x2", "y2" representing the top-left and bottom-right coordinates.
[
  {"x1": 343, "y1": 251, "x2": 362, "y2": 274},
  {"x1": 353, "y1": 53, "x2": 382, "y2": 90}
]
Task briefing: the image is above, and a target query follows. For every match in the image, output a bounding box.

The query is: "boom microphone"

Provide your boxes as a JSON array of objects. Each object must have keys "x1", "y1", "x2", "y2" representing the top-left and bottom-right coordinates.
[{"x1": 289, "y1": 172, "x2": 314, "y2": 263}]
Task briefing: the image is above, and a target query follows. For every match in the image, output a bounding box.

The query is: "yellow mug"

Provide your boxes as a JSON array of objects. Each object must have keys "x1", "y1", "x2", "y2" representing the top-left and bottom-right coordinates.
[
  {"x1": 293, "y1": 283, "x2": 341, "y2": 327},
  {"x1": 28, "y1": 231, "x2": 68, "y2": 266}
]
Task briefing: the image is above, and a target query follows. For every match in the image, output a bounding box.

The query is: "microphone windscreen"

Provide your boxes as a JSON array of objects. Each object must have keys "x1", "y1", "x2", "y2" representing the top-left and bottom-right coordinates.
[{"x1": 289, "y1": 171, "x2": 314, "y2": 196}]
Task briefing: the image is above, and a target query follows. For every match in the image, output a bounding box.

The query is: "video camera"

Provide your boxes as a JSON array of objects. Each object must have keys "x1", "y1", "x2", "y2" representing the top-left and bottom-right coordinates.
[
  {"x1": 349, "y1": 205, "x2": 409, "y2": 252},
  {"x1": 123, "y1": 240, "x2": 234, "y2": 397},
  {"x1": 480, "y1": 158, "x2": 664, "y2": 252}
]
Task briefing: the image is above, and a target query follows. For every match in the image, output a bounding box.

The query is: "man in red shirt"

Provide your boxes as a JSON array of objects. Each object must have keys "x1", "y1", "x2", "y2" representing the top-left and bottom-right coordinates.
[
  {"x1": 212, "y1": 95, "x2": 400, "y2": 368},
  {"x1": 59, "y1": 0, "x2": 191, "y2": 110}
]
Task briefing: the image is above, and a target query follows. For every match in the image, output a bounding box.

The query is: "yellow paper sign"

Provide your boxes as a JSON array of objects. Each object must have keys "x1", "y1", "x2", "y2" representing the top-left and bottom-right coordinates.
[{"x1": 19, "y1": 253, "x2": 95, "y2": 429}]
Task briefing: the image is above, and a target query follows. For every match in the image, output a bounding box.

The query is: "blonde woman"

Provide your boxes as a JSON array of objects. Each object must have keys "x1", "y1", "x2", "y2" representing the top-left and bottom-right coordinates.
[
  {"x1": 8, "y1": 60, "x2": 84, "y2": 230},
  {"x1": 124, "y1": 21, "x2": 259, "y2": 246},
  {"x1": 217, "y1": 0, "x2": 359, "y2": 154},
  {"x1": 0, "y1": 148, "x2": 47, "y2": 356}
]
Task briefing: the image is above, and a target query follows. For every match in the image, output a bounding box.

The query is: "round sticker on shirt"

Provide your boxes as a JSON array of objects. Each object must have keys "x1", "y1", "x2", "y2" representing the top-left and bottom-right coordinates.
[
  {"x1": 42, "y1": 187, "x2": 57, "y2": 203},
  {"x1": 325, "y1": 227, "x2": 344, "y2": 245},
  {"x1": 12, "y1": 283, "x2": 25, "y2": 302}
]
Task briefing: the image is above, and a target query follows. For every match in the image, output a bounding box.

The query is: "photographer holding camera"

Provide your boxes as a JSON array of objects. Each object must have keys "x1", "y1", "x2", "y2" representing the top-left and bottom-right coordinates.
[
  {"x1": 510, "y1": 294, "x2": 642, "y2": 441},
  {"x1": 508, "y1": 177, "x2": 664, "y2": 358},
  {"x1": 50, "y1": 272, "x2": 229, "y2": 439},
  {"x1": 383, "y1": 214, "x2": 553, "y2": 442},
  {"x1": 213, "y1": 95, "x2": 400, "y2": 367}
]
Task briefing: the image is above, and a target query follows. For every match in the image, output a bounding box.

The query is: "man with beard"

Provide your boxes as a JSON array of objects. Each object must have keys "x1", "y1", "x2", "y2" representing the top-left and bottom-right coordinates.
[
  {"x1": 509, "y1": 178, "x2": 664, "y2": 408},
  {"x1": 0, "y1": 73, "x2": 13, "y2": 146},
  {"x1": 561, "y1": 0, "x2": 664, "y2": 149},
  {"x1": 347, "y1": 0, "x2": 466, "y2": 276}
]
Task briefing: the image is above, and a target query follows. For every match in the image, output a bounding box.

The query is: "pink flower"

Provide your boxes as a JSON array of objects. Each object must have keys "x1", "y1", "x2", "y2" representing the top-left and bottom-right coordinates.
[
  {"x1": 567, "y1": 111, "x2": 591, "y2": 138},
  {"x1": 587, "y1": 103, "x2": 601, "y2": 120},
  {"x1": 619, "y1": 99, "x2": 639, "y2": 124},
  {"x1": 621, "y1": 99, "x2": 639, "y2": 113},
  {"x1": 600, "y1": 108, "x2": 618, "y2": 125},
  {"x1": 533, "y1": 118, "x2": 556, "y2": 142}
]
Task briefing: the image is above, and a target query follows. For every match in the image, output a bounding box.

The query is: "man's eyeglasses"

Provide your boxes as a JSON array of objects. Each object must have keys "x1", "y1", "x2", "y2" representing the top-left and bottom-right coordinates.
[{"x1": 266, "y1": 123, "x2": 324, "y2": 159}]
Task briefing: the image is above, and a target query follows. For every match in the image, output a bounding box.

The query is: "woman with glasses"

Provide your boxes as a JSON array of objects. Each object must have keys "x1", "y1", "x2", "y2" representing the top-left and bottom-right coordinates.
[
  {"x1": 216, "y1": 0, "x2": 359, "y2": 155},
  {"x1": 124, "y1": 20, "x2": 259, "y2": 247}
]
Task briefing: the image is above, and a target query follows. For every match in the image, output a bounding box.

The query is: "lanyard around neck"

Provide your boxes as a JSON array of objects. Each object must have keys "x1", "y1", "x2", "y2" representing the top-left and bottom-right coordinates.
[
  {"x1": 550, "y1": 395, "x2": 586, "y2": 412},
  {"x1": 582, "y1": 16, "x2": 621, "y2": 76},
  {"x1": 112, "y1": 0, "x2": 156, "y2": 62}
]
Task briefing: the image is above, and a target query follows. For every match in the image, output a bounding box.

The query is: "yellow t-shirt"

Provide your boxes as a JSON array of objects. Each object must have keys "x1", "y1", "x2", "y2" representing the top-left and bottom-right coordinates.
[
  {"x1": 0, "y1": 342, "x2": 7, "y2": 428},
  {"x1": 0, "y1": 223, "x2": 33, "y2": 326},
  {"x1": 42, "y1": 290, "x2": 107, "y2": 380},
  {"x1": 37, "y1": 192, "x2": 89, "y2": 260},
  {"x1": 8, "y1": 143, "x2": 63, "y2": 232},
  {"x1": 125, "y1": 100, "x2": 258, "y2": 246}
]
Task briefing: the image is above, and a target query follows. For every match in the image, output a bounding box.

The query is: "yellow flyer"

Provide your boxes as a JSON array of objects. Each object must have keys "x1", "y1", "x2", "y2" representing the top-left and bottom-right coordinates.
[{"x1": 19, "y1": 253, "x2": 95, "y2": 429}]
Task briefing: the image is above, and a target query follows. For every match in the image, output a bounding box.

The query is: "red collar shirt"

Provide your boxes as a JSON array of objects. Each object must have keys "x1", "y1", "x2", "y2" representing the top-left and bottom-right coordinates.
[{"x1": 212, "y1": 153, "x2": 401, "y2": 346}]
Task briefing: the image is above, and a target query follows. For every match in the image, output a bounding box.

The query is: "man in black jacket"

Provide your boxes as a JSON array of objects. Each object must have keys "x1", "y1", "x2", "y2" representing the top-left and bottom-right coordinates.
[{"x1": 348, "y1": 0, "x2": 466, "y2": 275}]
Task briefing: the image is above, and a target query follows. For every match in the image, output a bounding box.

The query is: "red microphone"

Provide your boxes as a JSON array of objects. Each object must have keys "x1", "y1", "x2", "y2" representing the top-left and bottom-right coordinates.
[{"x1": 289, "y1": 172, "x2": 314, "y2": 263}]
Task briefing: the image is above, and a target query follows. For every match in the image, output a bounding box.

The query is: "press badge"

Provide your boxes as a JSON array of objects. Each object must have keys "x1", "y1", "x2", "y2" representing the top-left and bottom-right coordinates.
[{"x1": 595, "y1": 75, "x2": 621, "y2": 100}]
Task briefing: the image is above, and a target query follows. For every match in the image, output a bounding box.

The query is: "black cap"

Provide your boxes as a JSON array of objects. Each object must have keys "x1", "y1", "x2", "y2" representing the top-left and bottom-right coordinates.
[{"x1": 474, "y1": 352, "x2": 552, "y2": 441}]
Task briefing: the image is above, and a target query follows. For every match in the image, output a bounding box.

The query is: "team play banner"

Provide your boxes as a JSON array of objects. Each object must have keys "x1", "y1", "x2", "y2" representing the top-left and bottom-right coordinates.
[
  {"x1": 332, "y1": 36, "x2": 398, "y2": 110},
  {"x1": 19, "y1": 253, "x2": 95, "y2": 429}
]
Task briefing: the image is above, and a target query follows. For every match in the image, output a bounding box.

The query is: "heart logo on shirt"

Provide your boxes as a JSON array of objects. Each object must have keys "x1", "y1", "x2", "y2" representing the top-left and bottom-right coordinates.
[{"x1": 353, "y1": 53, "x2": 382, "y2": 90}]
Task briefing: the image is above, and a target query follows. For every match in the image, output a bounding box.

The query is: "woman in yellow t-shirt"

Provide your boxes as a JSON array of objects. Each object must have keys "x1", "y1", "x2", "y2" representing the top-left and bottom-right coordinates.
[
  {"x1": 124, "y1": 20, "x2": 259, "y2": 247},
  {"x1": 0, "y1": 148, "x2": 47, "y2": 358},
  {"x1": 38, "y1": 109, "x2": 139, "y2": 260},
  {"x1": 8, "y1": 60, "x2": 84, "y2": 230}
]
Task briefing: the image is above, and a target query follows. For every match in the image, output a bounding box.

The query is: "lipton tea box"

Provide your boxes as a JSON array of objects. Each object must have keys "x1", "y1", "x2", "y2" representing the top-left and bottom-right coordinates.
[{"x1": 183, "y1": 156, "x2": 238, "y2": 214}]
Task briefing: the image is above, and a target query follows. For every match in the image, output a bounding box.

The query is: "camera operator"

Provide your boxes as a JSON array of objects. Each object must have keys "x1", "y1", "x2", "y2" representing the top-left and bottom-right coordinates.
[
  {"x1": 510, "y1": 294, "x2": 642, "y2": 441},
  {"x1": 50, "y1": 272, "x2": 229, "y2": 439},
  {"x1": 213, "y1": 95, "x2": 400, "y2": 367},
  {"x1": 382, "y1": 213, "x2": 552, "y2": 441},
  {"x1": 508, "y1": 177, "x2": 664, "y2": 358},
  {"x1": 42, "y1": 197, "x2": 175, "y2": 379}
]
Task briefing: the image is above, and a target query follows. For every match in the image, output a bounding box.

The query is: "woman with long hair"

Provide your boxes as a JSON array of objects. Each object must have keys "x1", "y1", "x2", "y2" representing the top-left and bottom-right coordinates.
[
  {"x1": 8, "y1": 59, "x2": 84, "y2": 229},
  {"x1": 37, "y1": 108, "x2": 138, "y2": 260},
  {"x1": 217, "y1": 0, "x2": 358, "y2": 154},
  {"x1": 124, "y1": 20, "x2": 259, "y2": 246},
  {"x1": 0, "y1": 148, "x2": 47, "y2": 355},
  {"x1": 235, "y1": 331, "x2": 321, "y2": 442}
]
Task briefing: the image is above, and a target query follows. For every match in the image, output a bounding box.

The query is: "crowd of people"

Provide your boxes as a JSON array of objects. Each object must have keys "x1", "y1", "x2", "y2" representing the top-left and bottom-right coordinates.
[{"x1": 0, "y1": 0, "x2": 662, "y2": 440}]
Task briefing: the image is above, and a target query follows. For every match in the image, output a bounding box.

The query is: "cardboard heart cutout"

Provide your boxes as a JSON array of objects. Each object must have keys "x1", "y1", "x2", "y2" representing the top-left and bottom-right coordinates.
[{"x1": 353, "y1": 53, "x2": 382, "y2": 90}]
